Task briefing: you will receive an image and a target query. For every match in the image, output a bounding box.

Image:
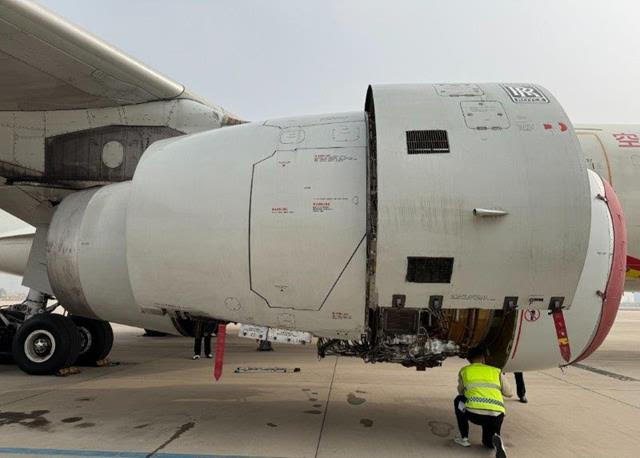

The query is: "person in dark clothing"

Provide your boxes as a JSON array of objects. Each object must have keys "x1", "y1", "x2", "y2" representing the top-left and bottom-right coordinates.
[
  {"x1": 257, "y1": 339, "x2": 273, "y2": 351},
  {"x1": 454, "y1": 397, "x2": 505, "y2": 450},
  {"x1": 193, "y1": 321, "x2": 216, "y2": 360},
  {"x1": 514, "y1": 372, "x2": 527, "y2": 403}
]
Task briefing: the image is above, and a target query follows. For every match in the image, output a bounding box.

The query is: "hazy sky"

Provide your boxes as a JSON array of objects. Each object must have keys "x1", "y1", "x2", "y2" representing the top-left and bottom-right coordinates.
[
  {"x1": 33, "y1": 0, "x2": 640, "y2": 123},
  {"x1": 3, "y1": 0, "x2": 640, "y2": 290}
]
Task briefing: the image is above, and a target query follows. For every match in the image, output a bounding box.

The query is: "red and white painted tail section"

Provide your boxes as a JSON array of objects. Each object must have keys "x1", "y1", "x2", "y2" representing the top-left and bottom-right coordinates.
[{"x1": 505, "y1": 171, "x2": 626, "y2": 371}]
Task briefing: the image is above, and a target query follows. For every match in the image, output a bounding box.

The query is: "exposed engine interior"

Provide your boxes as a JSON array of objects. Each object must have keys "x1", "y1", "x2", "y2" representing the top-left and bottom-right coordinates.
[{"x1": 318, "y1": 305, "x2": 516, "y2": 369}]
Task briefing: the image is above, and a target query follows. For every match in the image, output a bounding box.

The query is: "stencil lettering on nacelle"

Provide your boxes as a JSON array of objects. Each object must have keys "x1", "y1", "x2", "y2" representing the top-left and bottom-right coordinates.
[{"x1": 249, "y1": 123, "x2": 366, "y2": 311}]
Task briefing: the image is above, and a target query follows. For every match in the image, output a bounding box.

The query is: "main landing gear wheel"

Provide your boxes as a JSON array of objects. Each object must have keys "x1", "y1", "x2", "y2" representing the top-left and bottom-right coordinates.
[
  {"x1": 70, "y1": 316, "x2": 113, "y2": 366},
  {"x1": 12, "y1": 314, "x2": 81, "y2": 375}
]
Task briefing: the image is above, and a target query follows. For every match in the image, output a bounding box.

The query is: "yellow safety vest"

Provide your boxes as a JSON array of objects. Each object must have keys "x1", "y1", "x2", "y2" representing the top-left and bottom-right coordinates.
[{"x1": 460, "y1": 363, "x2": 505, "y2": 414}]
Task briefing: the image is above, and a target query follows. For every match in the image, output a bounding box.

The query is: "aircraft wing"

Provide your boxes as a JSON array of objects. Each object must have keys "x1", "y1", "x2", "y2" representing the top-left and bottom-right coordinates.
[
  {"x1": 0, "y1": 0, "x2": 240, "y2": 225},
  {"x1": 0, "y1": 0, "x2": 207, "y2": 110}
]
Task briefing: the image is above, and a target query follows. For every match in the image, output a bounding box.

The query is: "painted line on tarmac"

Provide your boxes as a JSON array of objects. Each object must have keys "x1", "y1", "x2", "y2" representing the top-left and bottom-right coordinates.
[
  {"x1": 572, "y1": 363, "x2": 639, "y2": 382},
  {"x1": 0, "y1": 448, "x2": 279, "y2": 458},
  {"x1": 314, "y1": 355, "x2": 339, "y2": 458}
]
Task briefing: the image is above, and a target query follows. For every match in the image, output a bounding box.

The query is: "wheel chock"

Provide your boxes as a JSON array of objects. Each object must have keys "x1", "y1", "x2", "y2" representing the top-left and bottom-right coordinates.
[
  {"x1": 56, "y1": 366, "x2": 81, "y2": 376},
  {"x1": 95, "y1": 358, "x2": 111, "y2": 367}
]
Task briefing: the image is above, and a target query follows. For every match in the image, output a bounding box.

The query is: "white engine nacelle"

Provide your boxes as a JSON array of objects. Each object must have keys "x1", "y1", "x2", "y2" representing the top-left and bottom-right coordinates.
[
  {"x1": 46, "y1": 183, "x2": 178, "y2": 335},
  {"x1": 44, "y1": 83, "x2": 626, "y2": 369}
]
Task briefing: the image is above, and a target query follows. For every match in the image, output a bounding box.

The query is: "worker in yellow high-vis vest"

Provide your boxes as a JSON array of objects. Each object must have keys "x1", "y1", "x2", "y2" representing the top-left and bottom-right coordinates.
[{"x1": 453, "y1": 346, "x2": 512, "y2": 458}]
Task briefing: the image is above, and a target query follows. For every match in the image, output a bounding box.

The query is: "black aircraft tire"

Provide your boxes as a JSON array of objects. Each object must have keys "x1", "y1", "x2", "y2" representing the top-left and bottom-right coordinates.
[
  {"x1": 59, "y1": 316, "x2": 82, "y2": 367},
  {"x1": 12, "y1": 314, "x2": 81, "y2": 375},
  {"x1": 1, "y1": 332, "x2": 14, "y2": 363},
  {"x1": 71, "y1": 316, "x2": 114, "y2": 365}
]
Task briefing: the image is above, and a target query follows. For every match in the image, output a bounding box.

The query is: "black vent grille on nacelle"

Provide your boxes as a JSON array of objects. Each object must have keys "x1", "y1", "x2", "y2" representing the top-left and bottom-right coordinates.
[
  {"x1": 406, "y1": 130, "x2": 450, "y2": 154},
  {"x1": 406, "y1": 257, "x2": 454, "y2": 283}
]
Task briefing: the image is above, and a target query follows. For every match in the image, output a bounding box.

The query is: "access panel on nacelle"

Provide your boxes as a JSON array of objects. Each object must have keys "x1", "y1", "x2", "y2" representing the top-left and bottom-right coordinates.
[{"x1": 249, "y1": 116, "x2": 366, "y2": 311}]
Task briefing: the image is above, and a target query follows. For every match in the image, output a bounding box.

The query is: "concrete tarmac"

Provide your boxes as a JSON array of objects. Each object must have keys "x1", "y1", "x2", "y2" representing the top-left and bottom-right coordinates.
[{"x1": 1, "y1": 311, "x2": 639, "y2": 457}]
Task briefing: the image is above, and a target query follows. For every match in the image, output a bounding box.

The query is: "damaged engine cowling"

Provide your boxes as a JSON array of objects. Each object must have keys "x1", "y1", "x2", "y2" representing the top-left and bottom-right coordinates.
[
  {"x1": 320, "y1": 84, "x2": 625, "y2": 369},
  {"x1": 43, "y1": 83, "x2": 625, "y2": 371},
  {"x1": 318, "y1": 308, "x2": 500, "y2": 369}
]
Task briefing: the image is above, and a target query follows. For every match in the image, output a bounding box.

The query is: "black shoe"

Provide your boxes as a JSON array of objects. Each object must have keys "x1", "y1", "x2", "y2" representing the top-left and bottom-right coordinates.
[
  {"x1": 493, "y1": 434, "x2": 507, "y2": 458},
  {"x1": 519, "y1": 395, "x2": 528, "y2": 403}
]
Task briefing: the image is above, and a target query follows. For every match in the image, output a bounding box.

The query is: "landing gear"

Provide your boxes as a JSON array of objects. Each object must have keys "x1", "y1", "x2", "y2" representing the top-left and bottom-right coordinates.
[
  {"x1": 0, "y1": 289, "x2": 114, "y2": 374},
  {"x1": 70, "y1": 316, "x2": 114, "y2": 366},
  {"x1": 11, "y1": 314, "x2": 81, "y2": 375}
]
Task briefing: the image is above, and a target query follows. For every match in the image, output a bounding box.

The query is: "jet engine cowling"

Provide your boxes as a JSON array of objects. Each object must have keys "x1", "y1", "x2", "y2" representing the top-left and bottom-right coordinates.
[
  {"x1": 41, "y1": 82, "x2": 626, "y2": 370},
  {"x1": 503, "y1": 170, "x2": 625, "y2": 370},
  {"x1": 46, "y1": 182, "x2": 178, "y2": 334}
]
